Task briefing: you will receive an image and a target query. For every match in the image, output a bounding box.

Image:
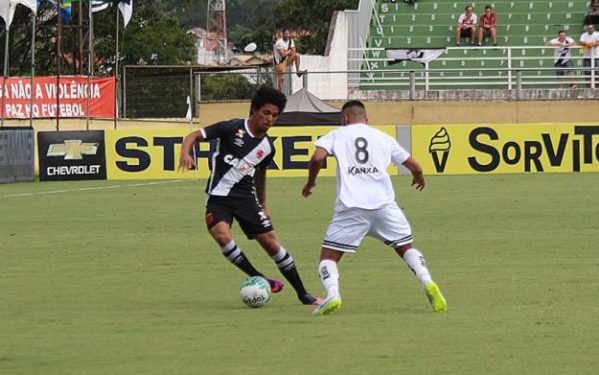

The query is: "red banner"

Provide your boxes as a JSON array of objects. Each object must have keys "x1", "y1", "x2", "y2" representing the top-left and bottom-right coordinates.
[{"x1": 0, "y1": 76, "x2": 115, "y2": 119}]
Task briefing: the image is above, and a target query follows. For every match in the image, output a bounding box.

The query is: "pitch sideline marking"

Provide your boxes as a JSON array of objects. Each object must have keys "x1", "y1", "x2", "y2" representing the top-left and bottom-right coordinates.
[{"x1": 2, "y1": 180, "x2": 186, "y2": 198}]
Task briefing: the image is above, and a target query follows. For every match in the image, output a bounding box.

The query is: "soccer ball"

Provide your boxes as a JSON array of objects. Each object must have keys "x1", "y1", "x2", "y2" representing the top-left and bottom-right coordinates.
[{"x1": 239, "y1": 276, "x2": 271, "y2": 308}]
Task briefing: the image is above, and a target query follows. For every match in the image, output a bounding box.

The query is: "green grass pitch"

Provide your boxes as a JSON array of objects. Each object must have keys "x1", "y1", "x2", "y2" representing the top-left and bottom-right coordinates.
[{"x1": 1, "y1": 174, "x2": 599, "y2": 374}]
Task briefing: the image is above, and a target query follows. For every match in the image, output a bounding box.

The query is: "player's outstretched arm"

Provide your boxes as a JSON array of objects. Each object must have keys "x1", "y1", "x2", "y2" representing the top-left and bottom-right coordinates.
[
  {"x1": 402, "y1": 157, "x2": 425, "y2": 191},
  {"x1": 302, "y1": 147, "x2": 329, "y2": 197},
  {"x1": 178, "y1": 130, "x2": 204, "y2": 172}
]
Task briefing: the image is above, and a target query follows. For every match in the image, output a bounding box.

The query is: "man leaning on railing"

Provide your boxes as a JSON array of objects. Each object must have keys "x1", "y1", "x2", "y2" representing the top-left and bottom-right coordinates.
[
  {"x1": 546, "y1": 30, "x2": 577, "y2": 89},
  {"x1": 579, "y1": 24, "x2": 599, "y2": 88}
]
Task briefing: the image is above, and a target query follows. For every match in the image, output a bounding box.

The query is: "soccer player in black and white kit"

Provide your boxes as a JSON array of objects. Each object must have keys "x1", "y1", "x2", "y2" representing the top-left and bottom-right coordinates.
[
  {"x1": 179, "y1": 86, "x2": 321, "y2": 305},
  {"x1": 302, "y1": 100, "x2": 447, "y2": 315}
]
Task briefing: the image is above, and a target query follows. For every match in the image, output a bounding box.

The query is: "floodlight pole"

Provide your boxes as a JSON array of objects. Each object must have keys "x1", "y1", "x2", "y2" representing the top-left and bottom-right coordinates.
[
  {"x1": 89, "y1": 0, "x2": 94, "y2": 76},
  {"x1": 207, "y1": 0, "x2": 228, "y2": 63},
  {"x1": 1, "y1": 0, "x2": 12, "y2": 129},
  {"x1": 1, "y1": 24, "x2": 9, "y2": 128},
  {"x1": 78, "y1": 0, "x2": 84, "y2": 75},
  {"x1": 189, "y1": 67, "x2": 193, "y2": 126},
  {"x1": 56, "y1": 7, "x2": 63, "y2": 131},
  {"x1": 114, "y1": 7, "x2": 119, "y2": 129},
  {"x1": 30, "y1": 13, "x2": 36, "y2": 128},
  {"x1": 87, "y1": 0, "x2": 94, "y2": 130}
]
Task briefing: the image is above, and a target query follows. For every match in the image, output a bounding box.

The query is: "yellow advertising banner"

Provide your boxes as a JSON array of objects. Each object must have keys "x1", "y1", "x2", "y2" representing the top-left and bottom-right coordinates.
[
  {"x1": 104, "y1": 126, "x2": 397, "y2": 180},
  {"x1": 412, "y1": 124, "x2": 599, "y2": 174}
]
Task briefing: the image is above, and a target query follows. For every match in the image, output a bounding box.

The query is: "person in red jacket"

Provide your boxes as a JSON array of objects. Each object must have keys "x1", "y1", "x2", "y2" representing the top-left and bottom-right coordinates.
[{"x1": 477, "y1": 5, "x2": 498, "y2": 46}]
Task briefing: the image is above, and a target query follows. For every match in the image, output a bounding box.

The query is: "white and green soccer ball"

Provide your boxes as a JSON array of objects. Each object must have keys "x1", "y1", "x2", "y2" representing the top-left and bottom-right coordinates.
[{"x1": 239, "y1": 276, "x2": 271, "y2": 308}]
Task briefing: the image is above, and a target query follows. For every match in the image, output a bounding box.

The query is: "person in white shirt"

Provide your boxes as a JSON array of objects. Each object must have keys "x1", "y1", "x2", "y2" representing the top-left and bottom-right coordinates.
[
  {"x1": 580, "y1": 24, "x2": 599, "y2": 87},
  {"x1": 546, "y1": 30, "x2": 577, "y2": 88},
  {"x1": 273, "y1": 29, "x2": 306, "y2": 91},
  {"x1": 455, "y1": 4, "x2": 477, "y2": 46},
  {"x1": 302, "y1": 100, "x2": 447, "y2": 316}
]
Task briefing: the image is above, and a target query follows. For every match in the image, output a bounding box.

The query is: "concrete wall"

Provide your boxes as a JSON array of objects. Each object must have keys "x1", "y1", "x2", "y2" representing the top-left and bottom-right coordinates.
[{"x1": 291, "y1": 11, "x2": 348, "y2": 100}]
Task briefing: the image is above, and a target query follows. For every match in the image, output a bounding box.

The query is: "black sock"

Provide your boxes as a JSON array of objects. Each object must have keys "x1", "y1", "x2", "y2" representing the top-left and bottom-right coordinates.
[
  {"x1": 221, "y1": 241, "x2": 262, "y2": 277},
  {"x1": 271, "y1": 247, "x2": 311, "y2": 299}
]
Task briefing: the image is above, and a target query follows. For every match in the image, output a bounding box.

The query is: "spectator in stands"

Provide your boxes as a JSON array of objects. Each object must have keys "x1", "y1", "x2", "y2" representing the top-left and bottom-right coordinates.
[
  {"x1": 455, "y1": 5, "x2": 477, "y2": 46},
  {"x1": 579, "y1": 24, "x2": 599, "y2": 87},
  {"x1": 477, "y1": 5, "x2": 497, "y2": 46},
  {"x1": 273, "y1": 29, "x2": 306, "y2": 91},
  {"x1": 546, "y1": 30, "x2": 577, "y2": 88},
  {"x1": 584, "y1": 0, "x2": 599, "y2": 27}
]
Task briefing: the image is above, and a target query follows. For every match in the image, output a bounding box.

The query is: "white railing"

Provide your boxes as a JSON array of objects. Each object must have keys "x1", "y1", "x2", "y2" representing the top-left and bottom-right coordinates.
[{"x1": 348, "y1": 45, "x2": 598, "y2": 90}]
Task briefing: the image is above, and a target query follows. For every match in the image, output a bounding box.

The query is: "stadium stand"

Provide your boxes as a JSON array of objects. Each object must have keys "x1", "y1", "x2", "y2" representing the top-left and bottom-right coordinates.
[{"x1": 361, "y1": 0, "x2": 591, "y2": 90}]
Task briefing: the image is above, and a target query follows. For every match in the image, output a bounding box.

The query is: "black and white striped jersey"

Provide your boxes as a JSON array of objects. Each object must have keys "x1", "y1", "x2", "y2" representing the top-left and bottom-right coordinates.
[{"x1": 201, "y1": 118, "x2": 275, "y2": 198}]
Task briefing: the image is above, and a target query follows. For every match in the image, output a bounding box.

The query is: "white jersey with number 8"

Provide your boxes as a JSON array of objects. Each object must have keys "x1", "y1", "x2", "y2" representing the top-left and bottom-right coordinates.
[{"x1": 314, "y1": 123, "x2": 410, "y2": 210}]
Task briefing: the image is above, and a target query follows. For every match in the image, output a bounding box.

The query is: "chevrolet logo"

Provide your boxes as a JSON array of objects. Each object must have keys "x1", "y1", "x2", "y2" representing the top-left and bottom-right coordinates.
[{"x1": 47, "y1": 140, "x2": 99, "y2": 160}]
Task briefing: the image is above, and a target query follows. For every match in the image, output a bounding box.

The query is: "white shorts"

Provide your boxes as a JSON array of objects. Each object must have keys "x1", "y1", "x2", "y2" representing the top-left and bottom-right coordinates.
[{"x1": 322, "y1": 202, "x2": 413, "y2": 252}]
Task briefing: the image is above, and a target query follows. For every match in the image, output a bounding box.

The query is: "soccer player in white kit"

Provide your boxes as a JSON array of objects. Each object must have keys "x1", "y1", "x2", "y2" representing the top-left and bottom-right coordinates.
[{"x1": 302, "y1": 100, "x2": 447, "y2": 315}]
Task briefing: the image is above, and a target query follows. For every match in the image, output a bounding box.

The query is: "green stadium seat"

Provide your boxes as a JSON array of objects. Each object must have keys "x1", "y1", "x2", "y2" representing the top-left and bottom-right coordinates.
[
  {"x1": 363, "y1": 0, "x2": 589, "y2": 90},
  {"x1": 504, "y1": 2, "x2": 537, "y2": 12}
]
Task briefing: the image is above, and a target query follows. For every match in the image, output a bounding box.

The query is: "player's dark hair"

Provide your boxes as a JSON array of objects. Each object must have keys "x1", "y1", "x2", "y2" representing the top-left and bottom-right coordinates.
[
  {"x1": 484, "y1": 5, "x2": 492, "y2": 11},
  {"x1": 558, "y1": 29, "x2": 566, "y2": 35},
  {"x1": 341, "y1": 100, "x2": 366, "y2": 112},
  {"x1": 251, "y1": 85, "x2": 287, "y2": 114}
]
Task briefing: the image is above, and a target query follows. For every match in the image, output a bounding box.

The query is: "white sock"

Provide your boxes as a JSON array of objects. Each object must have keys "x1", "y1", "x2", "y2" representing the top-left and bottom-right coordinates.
[
  {"x1": 402, "y1": 248, "x2": 432, "y2": 288},
  {"x1": 318, "y1": 259, "x2": 340, "y2": 299}
]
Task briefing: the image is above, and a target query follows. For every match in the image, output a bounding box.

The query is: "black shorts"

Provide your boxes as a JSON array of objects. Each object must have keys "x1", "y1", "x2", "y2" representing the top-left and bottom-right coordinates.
[
  {"x1": 205, "y1": 196, "x2": 273, "y2": 239},
  {"x1": 460, "y1": 28, "x2": 473, "y2": 38},
  {"x1": 583, "y1": 58, "x2": 599, "y2": 76},
  {"x1": 554, "y1": 60, "x2": 573, "y2": 76}
]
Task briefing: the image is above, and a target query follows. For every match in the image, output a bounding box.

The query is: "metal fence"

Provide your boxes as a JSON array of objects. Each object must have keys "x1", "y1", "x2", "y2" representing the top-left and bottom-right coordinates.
[
  {"x1": 0, "y1": 127, "x2": 35, "y2": 183},
  {"x1": 122, "y1": 65, "x2": 273, "y2": 119},
  {"x1": 120, "y1": 47, "x2": 599, "y2": 119}
]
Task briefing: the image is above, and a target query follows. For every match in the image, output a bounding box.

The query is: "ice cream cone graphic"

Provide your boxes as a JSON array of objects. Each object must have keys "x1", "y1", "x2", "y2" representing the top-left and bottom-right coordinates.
[{"x1": 429, "y1": 127, "x2": 451, "y2": 172}]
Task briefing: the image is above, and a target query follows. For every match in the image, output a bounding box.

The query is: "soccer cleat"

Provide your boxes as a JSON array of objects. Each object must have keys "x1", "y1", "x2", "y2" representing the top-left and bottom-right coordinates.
[
  {"x1": 425, "y1": 281, "x2": 447, "y2": 312},
  {"x1": 311, "y1": 296, "x2": 342, "y2": 316},
  {"x1": 299, "y1": 294, "x2": 323, "y2": 306},
  {"x1": 267, "y1": 279, "x2": 284, "y2": 294}
]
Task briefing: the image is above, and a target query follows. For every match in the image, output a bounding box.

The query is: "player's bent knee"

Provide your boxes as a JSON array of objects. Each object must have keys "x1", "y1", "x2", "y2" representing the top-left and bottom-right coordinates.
[
  {"x1": 211, "y1": 232, "x2": 232, "y2": 247},
  {"x1": 394, "y1": 243, "x2": 414, "y2": 257},
  {"x1": 320, "y1": 247, "x2": 344, "y2": 262},
  {"x1": 209, "y1": 222, "x2": 232, "y2": 246}
]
